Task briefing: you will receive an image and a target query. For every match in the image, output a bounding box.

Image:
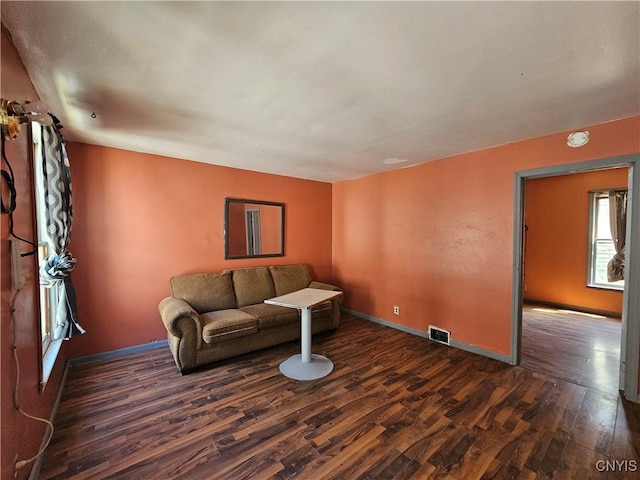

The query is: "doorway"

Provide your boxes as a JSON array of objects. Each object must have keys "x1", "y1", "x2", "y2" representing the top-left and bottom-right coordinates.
[
  {"x1": 521, "y1": 169, "x2": 625, "y2": 394},
  {"x1": 511, "y1": 154, "x2": 640, "y2": 403},
  {"x1": 245, "y1": 208, "x2": 262, "y2": 256}
]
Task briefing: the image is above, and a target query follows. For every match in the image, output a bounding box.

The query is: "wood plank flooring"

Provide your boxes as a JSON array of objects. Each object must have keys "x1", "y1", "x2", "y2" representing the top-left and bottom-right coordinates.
[
  {"x1": 38, "y1": 314, "x2": 640, "y2": 479},
  {"x1": 521, "y1": 304, "x2": 622, "y2": 395}
]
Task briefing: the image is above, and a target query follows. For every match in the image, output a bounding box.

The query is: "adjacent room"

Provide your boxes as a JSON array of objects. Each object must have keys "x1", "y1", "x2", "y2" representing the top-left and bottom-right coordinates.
[
  {"x1": 2, "y1": 2, "x2": 639, "y2": 479},
  {"x1": 521, "y1": 168, "x2": 629, "y2": 394}
]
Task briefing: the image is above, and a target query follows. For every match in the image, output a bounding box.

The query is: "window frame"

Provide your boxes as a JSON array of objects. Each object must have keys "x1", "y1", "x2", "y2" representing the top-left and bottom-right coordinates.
[
  {"x1": 32, "y1": 123, "x2": 63, "y2": 389},
  {"x1": 587, "y1": 189, "x2": 626, "y2": 291}
]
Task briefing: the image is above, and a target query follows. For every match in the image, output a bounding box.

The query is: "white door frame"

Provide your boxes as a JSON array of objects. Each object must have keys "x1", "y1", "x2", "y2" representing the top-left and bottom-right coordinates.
[{"x1": 511, "y1": 154, "x2": 640, "y2": 403}]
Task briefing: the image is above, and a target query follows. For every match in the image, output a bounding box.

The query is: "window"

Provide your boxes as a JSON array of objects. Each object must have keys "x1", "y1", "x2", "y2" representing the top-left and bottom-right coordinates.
[
  {"x1": 588, "y1": 191, "x2": 625, "y2": 290},
  {"x1": 32, "y1": 124, "x2": 63, "y2": 388}
]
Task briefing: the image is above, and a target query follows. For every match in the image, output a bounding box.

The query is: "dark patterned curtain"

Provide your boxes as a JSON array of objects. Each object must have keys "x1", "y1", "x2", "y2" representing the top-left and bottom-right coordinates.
[
  {"x1": 607, "y1": 189, "x2": 627, "y2": 282},
  {"x1": 39, "y1": 120, "x2": 85, "y2": 339}
]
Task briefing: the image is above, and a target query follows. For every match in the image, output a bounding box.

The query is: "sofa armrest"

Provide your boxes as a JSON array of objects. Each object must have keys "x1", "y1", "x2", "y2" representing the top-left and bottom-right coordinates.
[
  {"x1": 158, "y1": 297, "x2": 204, "y2": 350},
  {"x1": 309, "y1": 281, "x2": 342, "y2": 302},
  {"x1": 309, "y1": 280, "x2": 341, "y2": 292},
  {"x1": 308, "y1": 281, "x2": 342, "y2": 329}
]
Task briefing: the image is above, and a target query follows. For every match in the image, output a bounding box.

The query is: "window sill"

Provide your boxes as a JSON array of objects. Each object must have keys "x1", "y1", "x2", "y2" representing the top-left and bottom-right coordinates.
[
  {"x1": 587, "y1": 283, "x2": 625, "y2": 292},
  {"x1": 41, "y1": 338, "x2": 63, "y2": 392}
]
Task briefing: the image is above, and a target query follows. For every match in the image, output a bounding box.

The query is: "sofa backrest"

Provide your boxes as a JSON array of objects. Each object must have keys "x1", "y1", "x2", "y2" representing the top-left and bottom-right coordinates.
[
  {"x1": 232, "y1": 267, "x2": 275, "y2": 308},
  {"x1": 269, "y1": 264, "x2": 311, "y2": 296},
  {"x1": 169, "y1": 265, "x2": 314, "y2": 312},
  {"x1": 170, "y1": 271, "x2": 236, "y2": 314}
]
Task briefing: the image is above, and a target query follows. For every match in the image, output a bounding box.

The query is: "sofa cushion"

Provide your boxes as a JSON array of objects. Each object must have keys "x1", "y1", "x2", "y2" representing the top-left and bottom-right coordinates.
[
  {"x1": 240, "y1": 304, "x2": 299, "y2": 329},
  {"x1": 170, "y1": 272, "x2": 236, "y2": 314},
  {"x1": 269, "y1": 264, "x2": 311, "y2": 296},
  {"x1": 200, "y1": 309, "x2": 258, "y2": 344},
  {"x1": 232, "y1": 267, "x2": 275, "y2": 308}
]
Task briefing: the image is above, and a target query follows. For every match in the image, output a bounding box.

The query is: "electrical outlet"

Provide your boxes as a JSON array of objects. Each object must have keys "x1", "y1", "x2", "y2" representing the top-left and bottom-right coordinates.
[{"x1": 393, "y1": 306, "x2": 399, "y2": 315}]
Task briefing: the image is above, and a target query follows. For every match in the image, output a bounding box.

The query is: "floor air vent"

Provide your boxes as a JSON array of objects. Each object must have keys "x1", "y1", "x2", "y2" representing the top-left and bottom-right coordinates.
[{"x1": 428, "y1": 326, "x2": 450, "y2": 345}]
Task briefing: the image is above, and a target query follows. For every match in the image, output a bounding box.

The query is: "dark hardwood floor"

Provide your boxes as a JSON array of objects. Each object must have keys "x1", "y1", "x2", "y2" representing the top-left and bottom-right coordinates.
[
  {"x1": 38, "y1": 313, "x2": 640, "y2": 479},
  {"x1": 521, "y1": 304, "x2": 622, "y2": 396}
]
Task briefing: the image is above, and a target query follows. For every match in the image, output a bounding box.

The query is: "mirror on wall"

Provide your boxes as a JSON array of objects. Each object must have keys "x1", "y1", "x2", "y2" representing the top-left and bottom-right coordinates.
[{"x1": 224, "y1": 198, "x2": 285, "y2": 259}]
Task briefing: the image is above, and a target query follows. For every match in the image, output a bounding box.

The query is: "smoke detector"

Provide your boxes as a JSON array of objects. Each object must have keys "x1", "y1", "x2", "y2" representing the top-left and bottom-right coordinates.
[{"x1": 567, "y1": 131, "x2": 589, "y2": 148}]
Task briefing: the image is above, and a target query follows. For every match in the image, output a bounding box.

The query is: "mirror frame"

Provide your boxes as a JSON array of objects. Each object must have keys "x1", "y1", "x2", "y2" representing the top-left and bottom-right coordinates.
[{"x1": 224, "y1": 198, "x2": 285, "y2": 259}]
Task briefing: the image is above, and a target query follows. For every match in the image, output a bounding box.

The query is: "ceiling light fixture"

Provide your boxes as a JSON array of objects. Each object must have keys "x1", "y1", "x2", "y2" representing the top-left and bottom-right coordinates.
[
  {"x1": 567, "y1": 131, "x2": 589, "y2": 148},
  {"x1": 383, "y1": 157, "x2": 409, "y2": 165},
  {"x1": 1, "y1": 98, "x2": 53, "y2": 140}
]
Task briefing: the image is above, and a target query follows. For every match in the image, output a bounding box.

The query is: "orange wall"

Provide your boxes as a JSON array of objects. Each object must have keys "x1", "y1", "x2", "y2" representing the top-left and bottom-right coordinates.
[
  {"x1": 259, "y1": 204, "x2": 282, "y2": 253},
  {"x1": 524, "y1": 168, "x2": 627, "y2": 315},
  {"x1": 333, "y1": 116, "x2": 639, "y2": 356},
  {"x1": 65, "y1": 143, "x2": 333, "y2": 358},
  {"x1": 227, "y1": 201, "x2": 247, "y2": 255},
  {"x1": 1, "y1": 26, "x2": 70, "y2": 480}
]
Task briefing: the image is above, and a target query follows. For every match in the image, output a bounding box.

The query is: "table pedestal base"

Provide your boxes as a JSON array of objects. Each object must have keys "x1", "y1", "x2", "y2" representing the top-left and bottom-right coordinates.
[{"x1": 279, "y1": 354, "x2": 333, "y2": 380}]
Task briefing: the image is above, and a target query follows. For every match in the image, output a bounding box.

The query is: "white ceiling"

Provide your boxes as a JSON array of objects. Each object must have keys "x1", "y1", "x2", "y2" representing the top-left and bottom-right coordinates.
[{"x1": 2, "y1": 1, "x2": 639, "y2": 183}]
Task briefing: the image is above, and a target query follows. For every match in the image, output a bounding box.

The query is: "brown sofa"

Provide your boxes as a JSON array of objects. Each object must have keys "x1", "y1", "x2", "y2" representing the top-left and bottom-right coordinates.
[{"x1": 158, "y1": 264, "x2": 342, "y2": 373}]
